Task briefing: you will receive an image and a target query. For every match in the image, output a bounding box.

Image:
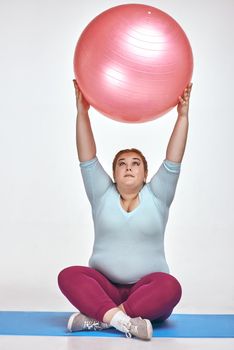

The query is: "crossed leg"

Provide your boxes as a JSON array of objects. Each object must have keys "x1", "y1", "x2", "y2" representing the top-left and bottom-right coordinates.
[{"x1": 58, "y1": 266, "x2": 182, "y2": 322}]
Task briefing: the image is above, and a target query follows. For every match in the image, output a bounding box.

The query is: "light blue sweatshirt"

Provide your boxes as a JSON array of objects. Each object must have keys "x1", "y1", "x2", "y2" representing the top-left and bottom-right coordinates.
[{"x1": 80, "y1": 157, "x2": 180, "y2": 284}]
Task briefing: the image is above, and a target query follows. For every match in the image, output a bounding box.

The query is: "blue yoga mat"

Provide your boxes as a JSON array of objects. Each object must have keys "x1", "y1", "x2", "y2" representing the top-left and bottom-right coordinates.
[{"x1": 0, "y1": 312, "x2": 234, "y2": 338}]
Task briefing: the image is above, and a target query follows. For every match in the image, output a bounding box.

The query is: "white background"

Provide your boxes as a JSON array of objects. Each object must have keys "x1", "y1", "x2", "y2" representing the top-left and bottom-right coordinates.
[{"x1": 0, "y1": 0, "x2": 233, "y2": 313}]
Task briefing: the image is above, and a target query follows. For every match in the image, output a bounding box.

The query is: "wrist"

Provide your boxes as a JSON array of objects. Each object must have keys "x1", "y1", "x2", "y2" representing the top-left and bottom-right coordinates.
[
  {"x1": 177, "y1": 113, "x2": 188, "y2": 120},
  {"x1": 77, "y1": 109, "x2": 89, "y2": 118}
]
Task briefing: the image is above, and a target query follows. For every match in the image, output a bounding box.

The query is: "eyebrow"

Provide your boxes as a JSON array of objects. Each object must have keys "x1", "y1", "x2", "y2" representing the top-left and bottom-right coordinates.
[{"x1": 118, "y1": 157, "x2": 141, "y2": 162}]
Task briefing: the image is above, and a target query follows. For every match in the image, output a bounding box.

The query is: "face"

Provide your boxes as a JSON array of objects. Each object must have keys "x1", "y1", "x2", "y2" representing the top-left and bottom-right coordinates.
[{"x1": 113, "y1": 152, "x2": 147, "y2": 190}]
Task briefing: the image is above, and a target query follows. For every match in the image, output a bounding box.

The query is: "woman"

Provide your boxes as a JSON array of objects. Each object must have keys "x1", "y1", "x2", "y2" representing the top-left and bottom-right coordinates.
[{"x1": 58, "y1": 80, "x2": 192, "y2": 341}]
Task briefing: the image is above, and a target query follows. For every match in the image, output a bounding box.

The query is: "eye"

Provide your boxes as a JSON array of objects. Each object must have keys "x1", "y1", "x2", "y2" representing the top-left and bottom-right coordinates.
[
  {"x1": 119, "y1": 161, "x2": 125, "y2": 166},
  {"x1": 132, "y1": 161, "x2": 140, "y2": 166}
]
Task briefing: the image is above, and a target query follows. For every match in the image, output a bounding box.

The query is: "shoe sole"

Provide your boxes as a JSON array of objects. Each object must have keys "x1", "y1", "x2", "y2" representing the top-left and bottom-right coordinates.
[
  {"x1": 144, "y1": 319, "x2": 153, "y2": 340},
  {"x1": 67, "y1": 312, "x2": 80, "y2": 332}
]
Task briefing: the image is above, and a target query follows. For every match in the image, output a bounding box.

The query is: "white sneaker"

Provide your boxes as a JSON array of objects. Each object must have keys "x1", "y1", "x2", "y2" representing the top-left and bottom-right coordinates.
[
  {"x1": 67, "y1": 312, "x2": 110, "y2": 332},
  {"x1": 120, "y1": 317, "x2": 153, "y2": 340}
]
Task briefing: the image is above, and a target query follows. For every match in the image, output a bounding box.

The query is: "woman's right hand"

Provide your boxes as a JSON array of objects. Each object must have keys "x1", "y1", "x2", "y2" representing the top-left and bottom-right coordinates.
[{"x1": 73, "y1": 79, "x2": 90, "y2": 114}]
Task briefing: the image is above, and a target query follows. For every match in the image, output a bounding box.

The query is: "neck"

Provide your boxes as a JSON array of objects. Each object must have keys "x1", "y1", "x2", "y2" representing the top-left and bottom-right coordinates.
[
  {"x1": 120, "y1": 192, "x2": 139, "y2": 201},
  {"x1": 116, "y1": 184, "x2": 144, "y2": 200}
]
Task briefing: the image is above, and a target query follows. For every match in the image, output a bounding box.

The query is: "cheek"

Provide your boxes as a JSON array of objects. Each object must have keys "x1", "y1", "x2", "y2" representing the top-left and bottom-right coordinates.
[
  {"x1": 114, "y1": 168, "x2": 123, "y2": 178},
  {"x1": 136, "y1": 167, "x2": 144, "y2": 176}
]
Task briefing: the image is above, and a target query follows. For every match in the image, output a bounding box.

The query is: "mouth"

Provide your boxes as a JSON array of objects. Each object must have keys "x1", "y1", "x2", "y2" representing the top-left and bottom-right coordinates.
[{"x1": 124, "y1": 174, "x2": 134, "y2": 178}]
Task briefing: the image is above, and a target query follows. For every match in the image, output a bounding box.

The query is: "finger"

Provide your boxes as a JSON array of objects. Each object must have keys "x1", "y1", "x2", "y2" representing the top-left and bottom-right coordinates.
[
  {"x1": 183, "y1": 86, "x2": 191, "y2": 100},
  {"x1": 187, "y1": 82, "x2": 193, "y2": 95},
  {"x1": 73, "y1": 79, "x2": 80, "y2": 94},
  {"x1": 182, "y1": 87, "x2": 188, "y2": 98},
  {"x1": 79, "y1": 92, "x2": 83, "y2": 102},
  {"x1": 181, "y1": 91, "x2": 188, "y2": 101},
  {"x1": 178, "y1": 96, "x2": 185, "y2": 104}
]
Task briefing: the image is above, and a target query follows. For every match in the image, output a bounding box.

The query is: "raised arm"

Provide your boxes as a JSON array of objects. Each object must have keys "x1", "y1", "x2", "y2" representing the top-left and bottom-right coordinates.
[
  {"x1": 166, "y1": 83, "x2": 192, "y2": 163},
  {"x1": 73, "y1": 79, "x2": 96, "y2": 162}
]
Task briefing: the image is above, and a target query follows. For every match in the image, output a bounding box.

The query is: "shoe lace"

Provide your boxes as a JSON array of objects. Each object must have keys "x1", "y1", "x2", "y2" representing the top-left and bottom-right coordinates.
[
  {"x1": 122, "y1": 317, "x2": 143, "y2": 338},
  {"x1": 119, "y1": 321, "x2": 133, "y2": 338},
  {"x1": 83, "y1": 320, "x2": 102, "y2": 331}
]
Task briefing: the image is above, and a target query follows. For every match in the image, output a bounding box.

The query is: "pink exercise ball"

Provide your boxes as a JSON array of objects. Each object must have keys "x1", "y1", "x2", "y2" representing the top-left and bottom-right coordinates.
[{"x1": 74, "y1": 4, "x2": 193, "y2": 123}]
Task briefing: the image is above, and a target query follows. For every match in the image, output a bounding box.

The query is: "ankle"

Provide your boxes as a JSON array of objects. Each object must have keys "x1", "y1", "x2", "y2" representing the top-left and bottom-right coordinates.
[
  {"x1": 103, "y1": 307, "x2": 121, "y2": 324},
  {"x1": 109, "y1": 310, "x2": 131, "y2": 332},
  {"x1": 118, "y1": 303, "x2": 126, "y2": 313}
]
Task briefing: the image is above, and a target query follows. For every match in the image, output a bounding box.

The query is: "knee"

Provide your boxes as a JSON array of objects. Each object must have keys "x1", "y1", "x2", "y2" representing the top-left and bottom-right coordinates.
[
  {"x1": 150, "y1": 272, "x2": 182, "y2": 303},
  {"x1": 166, "y1": 274, "x2": 182, "y2": 301},
  {"x1": 162, "y1": 273, "x2": 182, "y2": 304},
  {"x1": 57, "y1": 266, "x2": 86, "y2": 290},
  {"x1": 57, "y1": 266, "x2": 72, "y2": 290}
]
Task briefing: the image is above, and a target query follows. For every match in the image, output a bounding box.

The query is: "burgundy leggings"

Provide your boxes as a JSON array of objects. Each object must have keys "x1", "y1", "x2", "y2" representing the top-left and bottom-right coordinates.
[{"x1": 58, "y1": 266, "x2": 182, "y2": 322}]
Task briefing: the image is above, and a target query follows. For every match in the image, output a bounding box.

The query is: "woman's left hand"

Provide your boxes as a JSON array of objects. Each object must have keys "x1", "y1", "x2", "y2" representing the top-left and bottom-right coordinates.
[{"x1": 177, "y1": 83, "x2": 193, "y2": 117}]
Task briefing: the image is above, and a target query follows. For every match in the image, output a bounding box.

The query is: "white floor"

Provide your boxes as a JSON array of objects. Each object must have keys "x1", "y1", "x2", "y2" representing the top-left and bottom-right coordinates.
[{"x1": 0, "y1": 336, "x2": 234, "y2": 350}]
